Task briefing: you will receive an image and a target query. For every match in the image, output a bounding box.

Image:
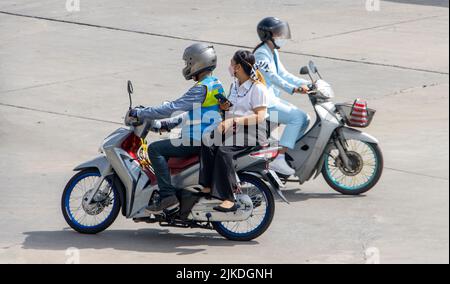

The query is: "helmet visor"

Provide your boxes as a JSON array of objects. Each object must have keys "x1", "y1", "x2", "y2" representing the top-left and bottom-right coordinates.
[{"x1": 272, "y1": 21, "x2": 291, "y2": 40}]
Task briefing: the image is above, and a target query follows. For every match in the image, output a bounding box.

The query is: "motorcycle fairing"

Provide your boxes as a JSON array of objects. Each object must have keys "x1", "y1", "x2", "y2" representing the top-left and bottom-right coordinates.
[{"x1": 288, "y1": 102, "x2": 341, "y2": 184}]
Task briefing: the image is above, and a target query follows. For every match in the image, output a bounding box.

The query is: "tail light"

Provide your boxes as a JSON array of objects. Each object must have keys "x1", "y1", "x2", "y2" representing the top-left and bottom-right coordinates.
[{"x1": 250, "y1": 147, "x2": 280, "y2": 160}]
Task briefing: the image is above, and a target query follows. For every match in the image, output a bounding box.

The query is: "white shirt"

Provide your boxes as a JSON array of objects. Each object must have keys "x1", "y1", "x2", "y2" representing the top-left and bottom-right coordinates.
[
  {"x1": 223, "y1": 79, "x2": 269, "y2": 146},
  {"x1": 228, "y1": 79, "x2": 268, "y2": 117}
]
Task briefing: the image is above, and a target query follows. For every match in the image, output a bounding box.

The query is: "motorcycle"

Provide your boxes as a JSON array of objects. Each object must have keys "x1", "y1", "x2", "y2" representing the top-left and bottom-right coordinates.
[
  {"x1": 274, "y1": 61, "x2": 383, "y2": 195},
  {"x1": 61, "y1": 81, "x2": 287, "y2": 241}
]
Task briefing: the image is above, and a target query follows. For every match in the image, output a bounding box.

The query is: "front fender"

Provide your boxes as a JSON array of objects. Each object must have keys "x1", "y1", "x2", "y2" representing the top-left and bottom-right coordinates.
[
  {"x1": 74, "y1": 155, "x2": 113, "y2": 176},
  {"x1": 74, "y1": 156, "x2": 127, "y2": 217},
  {"x1": 340, "y1": 127, "x2": 379, "y2": 144}
]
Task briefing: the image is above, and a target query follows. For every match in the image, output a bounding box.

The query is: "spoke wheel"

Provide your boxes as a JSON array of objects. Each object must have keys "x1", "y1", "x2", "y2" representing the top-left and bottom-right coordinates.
[
  {"x1": 62, "y1": 169, "x2": 121, "y2": 234},
  {"x1": 322, "y1": 140, "x2": 383, "y2": 195},
  {"x1": 213, "y1": 174, "x2": 275, "y2": 241}
]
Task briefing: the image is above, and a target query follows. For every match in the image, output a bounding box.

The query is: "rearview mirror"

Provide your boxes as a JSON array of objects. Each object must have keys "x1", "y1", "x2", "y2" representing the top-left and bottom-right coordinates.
[
  {"x1": 127, "y1": 80, "x2": 134, "y2": 95},
  {"x1": 308, "y1": 60, "x2": 318, "y2": 74},
  {"x1": 127, "y1": 80, "x2": 134, "y2": 110},
  {"x1": 299, "y1": 66, "x2": 310, "y2": 75}
]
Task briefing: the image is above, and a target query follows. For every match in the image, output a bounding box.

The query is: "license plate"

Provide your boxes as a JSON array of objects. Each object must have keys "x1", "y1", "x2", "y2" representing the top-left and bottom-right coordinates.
[{"x1": 268, "y1": 170, "x2": 285, "y2": 188}]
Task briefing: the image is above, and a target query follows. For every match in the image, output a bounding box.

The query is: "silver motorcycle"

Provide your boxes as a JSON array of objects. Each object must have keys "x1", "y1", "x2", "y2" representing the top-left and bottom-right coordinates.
[
  {"x1": 61, "y1": 81, "x2": 286, "y2": 241},
  {"x1": 275, "y1": 61, "x2": 383, "y2": 195}
]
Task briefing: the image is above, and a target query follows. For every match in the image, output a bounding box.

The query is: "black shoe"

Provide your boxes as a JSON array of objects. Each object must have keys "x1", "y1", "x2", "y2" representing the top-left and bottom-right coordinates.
[
  {"x1": 145, "y1": 195, "x2": 180, "y2": 214},
  {"x1": 213, "y1": 203, "x2": 240, "y2": 213},
  {"x1": 192, "y1": 188, "x2": 212, "y2": 199},
  {"x1": 194, "y1": 190, "x2": 212, "y2": 199}
]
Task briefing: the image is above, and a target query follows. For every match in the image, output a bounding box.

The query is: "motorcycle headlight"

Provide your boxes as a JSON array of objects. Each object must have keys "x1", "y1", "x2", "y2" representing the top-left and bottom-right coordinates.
[{"x1": 316, "y1": 79, "x2": 335, "y2": 99}]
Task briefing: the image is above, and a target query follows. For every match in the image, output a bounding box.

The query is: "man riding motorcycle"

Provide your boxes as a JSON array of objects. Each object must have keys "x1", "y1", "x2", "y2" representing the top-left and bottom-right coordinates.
[{"x1": 128, "y1": 43, "x2": 225, "y2": 214}]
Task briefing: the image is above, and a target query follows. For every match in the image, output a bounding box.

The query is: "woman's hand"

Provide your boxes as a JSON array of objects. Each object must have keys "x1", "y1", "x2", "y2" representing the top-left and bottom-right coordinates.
[
  {"x1": 293, "y1": 85, "x2": 310, "y2": 94},
  {"x1": 219, "y1": 118, "x2": 235, "y2": 134},
  {"x1": 219, "y1": 101, "x2": 232, "y2": 111}
]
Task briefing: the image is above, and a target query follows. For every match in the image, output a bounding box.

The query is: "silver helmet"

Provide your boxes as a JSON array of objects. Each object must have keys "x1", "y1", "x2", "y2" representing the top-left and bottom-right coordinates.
[{"x1": 182, "y1": 43, "x2": 217, "y2": 80}]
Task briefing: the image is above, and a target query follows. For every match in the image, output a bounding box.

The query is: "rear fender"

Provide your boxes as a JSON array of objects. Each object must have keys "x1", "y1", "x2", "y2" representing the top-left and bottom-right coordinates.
[{"x1": 242, "y1": 171, "x2": 289, "y2": 204}]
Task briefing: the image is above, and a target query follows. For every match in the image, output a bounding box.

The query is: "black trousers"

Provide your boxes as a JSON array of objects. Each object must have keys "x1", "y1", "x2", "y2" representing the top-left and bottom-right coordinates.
[{"x1": 199, "y1": 145, "x2": 249, "y2": 202}]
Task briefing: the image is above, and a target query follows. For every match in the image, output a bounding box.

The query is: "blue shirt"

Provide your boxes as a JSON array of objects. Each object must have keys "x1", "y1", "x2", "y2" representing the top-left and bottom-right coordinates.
[
  {"x1": 136, "y1": 76, "x2": 223, "y2": 142},
  {"x1": 254, "y1": 43, "x2": 309, "y2": 107},
  {"x1": 136, "y1": 84, "x2": 207, "y2": 140}
]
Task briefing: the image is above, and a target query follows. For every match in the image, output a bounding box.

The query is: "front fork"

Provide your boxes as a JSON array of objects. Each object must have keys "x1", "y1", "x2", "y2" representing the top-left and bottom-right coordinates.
[
  {"x1": 85, "y1": 176, "x2": 108, "y2": 205},
  {"x1": 333, "y1": 128, "x2": 352, "y2": 170}
]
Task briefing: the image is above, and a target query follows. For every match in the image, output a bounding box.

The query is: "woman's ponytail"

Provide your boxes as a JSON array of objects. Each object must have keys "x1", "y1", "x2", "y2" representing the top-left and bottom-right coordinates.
[
  {"x1": 253, "y1": 42, "x2": 265, "y2": 54},
  {"x1": 233, "y1": 50, "x2": 266, "y2": 86},
  {"x1": 253, "y1": 69, "x2": 266, "y2": 86}
]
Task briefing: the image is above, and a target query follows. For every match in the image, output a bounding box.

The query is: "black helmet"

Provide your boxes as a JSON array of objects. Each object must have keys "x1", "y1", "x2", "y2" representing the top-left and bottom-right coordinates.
[{"x1": 257, "y1": 17, "x2": 291, "y2": 47}]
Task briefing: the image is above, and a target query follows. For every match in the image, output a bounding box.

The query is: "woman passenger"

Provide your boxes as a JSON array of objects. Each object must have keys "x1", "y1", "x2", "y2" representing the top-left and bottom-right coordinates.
[{"x1": 199, "y1": 50, "x2": 268, "y2": 212}]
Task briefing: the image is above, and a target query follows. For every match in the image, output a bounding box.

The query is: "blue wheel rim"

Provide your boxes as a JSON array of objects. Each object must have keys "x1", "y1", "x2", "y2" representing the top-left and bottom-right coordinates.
[{"x1": 64, "y1": 172, "x2": 117, "y2": 230}]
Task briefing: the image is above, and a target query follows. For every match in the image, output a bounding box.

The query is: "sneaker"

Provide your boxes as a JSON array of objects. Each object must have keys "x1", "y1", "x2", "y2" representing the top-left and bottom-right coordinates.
[
  {"x1": 145, "y1": 195, "x2": 180, "y2": 214},
  {"x1": 269, "y1": 154, "x2": 295, "y2": 176}
]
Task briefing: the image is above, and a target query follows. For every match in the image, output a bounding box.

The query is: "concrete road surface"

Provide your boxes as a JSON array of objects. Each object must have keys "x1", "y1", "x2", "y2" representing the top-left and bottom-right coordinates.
[{"x1": 0, "y1": 0, "x2": 448, "y2": 264}]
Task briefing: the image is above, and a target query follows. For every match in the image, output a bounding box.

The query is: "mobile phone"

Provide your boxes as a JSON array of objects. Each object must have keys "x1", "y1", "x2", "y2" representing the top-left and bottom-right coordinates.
[{"x1": 215, "y1": 93, "x2": 233, "y2": 107}]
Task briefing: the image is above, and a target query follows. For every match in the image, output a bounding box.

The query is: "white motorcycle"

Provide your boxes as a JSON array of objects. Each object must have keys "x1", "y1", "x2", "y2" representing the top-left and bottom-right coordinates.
[
  {"x1": 274, "y1": 61, "x2": 383, "y2": 195},
  {"x1": 61, "y1": 81, "x2": 285, "y2": 241}
]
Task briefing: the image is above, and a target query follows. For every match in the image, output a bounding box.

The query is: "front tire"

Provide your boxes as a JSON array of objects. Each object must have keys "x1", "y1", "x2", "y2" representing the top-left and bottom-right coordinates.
[
  {"x1": 322, "y1": 141, "x2": 383, "y2": 195},
  {"x1": 61, "y1": 169, "x2": 121, "y2": 234},
  {"x1": 213, "y1": 174, "x2": 275, "y2": 241}
]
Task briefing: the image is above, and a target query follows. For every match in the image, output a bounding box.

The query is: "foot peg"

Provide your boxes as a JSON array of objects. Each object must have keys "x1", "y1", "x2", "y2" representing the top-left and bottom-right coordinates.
[{"x1": 162, "y1": 204, "x2": 180, "y2": 216}]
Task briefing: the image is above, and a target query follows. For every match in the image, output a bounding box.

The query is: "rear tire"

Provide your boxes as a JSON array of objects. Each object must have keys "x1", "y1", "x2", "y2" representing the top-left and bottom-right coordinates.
[{"x1": 213, "y1": 174, "x2": 275, "y2": 241}]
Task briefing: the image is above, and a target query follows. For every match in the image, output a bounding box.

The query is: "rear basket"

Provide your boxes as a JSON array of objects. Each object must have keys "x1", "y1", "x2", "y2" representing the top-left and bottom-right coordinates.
[{"x1": 335, "y1": 102, "x2": 376, "y2": 128}]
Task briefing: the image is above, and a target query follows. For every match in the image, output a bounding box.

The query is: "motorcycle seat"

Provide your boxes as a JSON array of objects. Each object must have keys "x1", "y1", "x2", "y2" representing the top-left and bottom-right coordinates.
[
  {"x1": 168, "y1": 155, "x2": 199, "y2": 170},
  {"x1": 167, "y1": 144, "x2": 266, "y2": 170}
]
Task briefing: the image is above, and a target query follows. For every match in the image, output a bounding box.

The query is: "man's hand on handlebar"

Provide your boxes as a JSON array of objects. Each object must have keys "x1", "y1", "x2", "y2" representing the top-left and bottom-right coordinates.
[
  {"x1": 129, "y1": 105, "x2": 146, "y2": 118},
  {"x1": 125, "y1": 108, "x2": 141, "y2": 126},
  {"x1": 129, "y1": 108, "x2": 139, "y2": 118}
]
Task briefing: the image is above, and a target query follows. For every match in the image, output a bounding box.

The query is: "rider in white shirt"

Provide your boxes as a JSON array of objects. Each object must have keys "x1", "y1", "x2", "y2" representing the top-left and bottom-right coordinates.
[{"x1": 199, "y1": 50, "x2": 268, "y2": 212}]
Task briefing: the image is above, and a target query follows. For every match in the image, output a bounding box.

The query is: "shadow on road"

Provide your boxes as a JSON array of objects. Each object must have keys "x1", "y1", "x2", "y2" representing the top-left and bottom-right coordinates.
[
  {"x1": 21, "y1": 228, "x2": 258, "y2": 255},
  {"x1": 282, "y1": 188, "x2": 366, "y2": 202},
  {"x1": 21, "y1": 191, "x2": 362, "y2": 255}
]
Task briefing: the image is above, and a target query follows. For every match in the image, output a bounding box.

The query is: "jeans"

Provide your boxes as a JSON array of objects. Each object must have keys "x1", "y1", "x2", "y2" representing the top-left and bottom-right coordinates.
[
  {"x1": 268, "y1": 99, "x2": 310, "y2": 149},
  {"x1": 148, "y1": 138, "x2": 201, "y2": 198}
]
